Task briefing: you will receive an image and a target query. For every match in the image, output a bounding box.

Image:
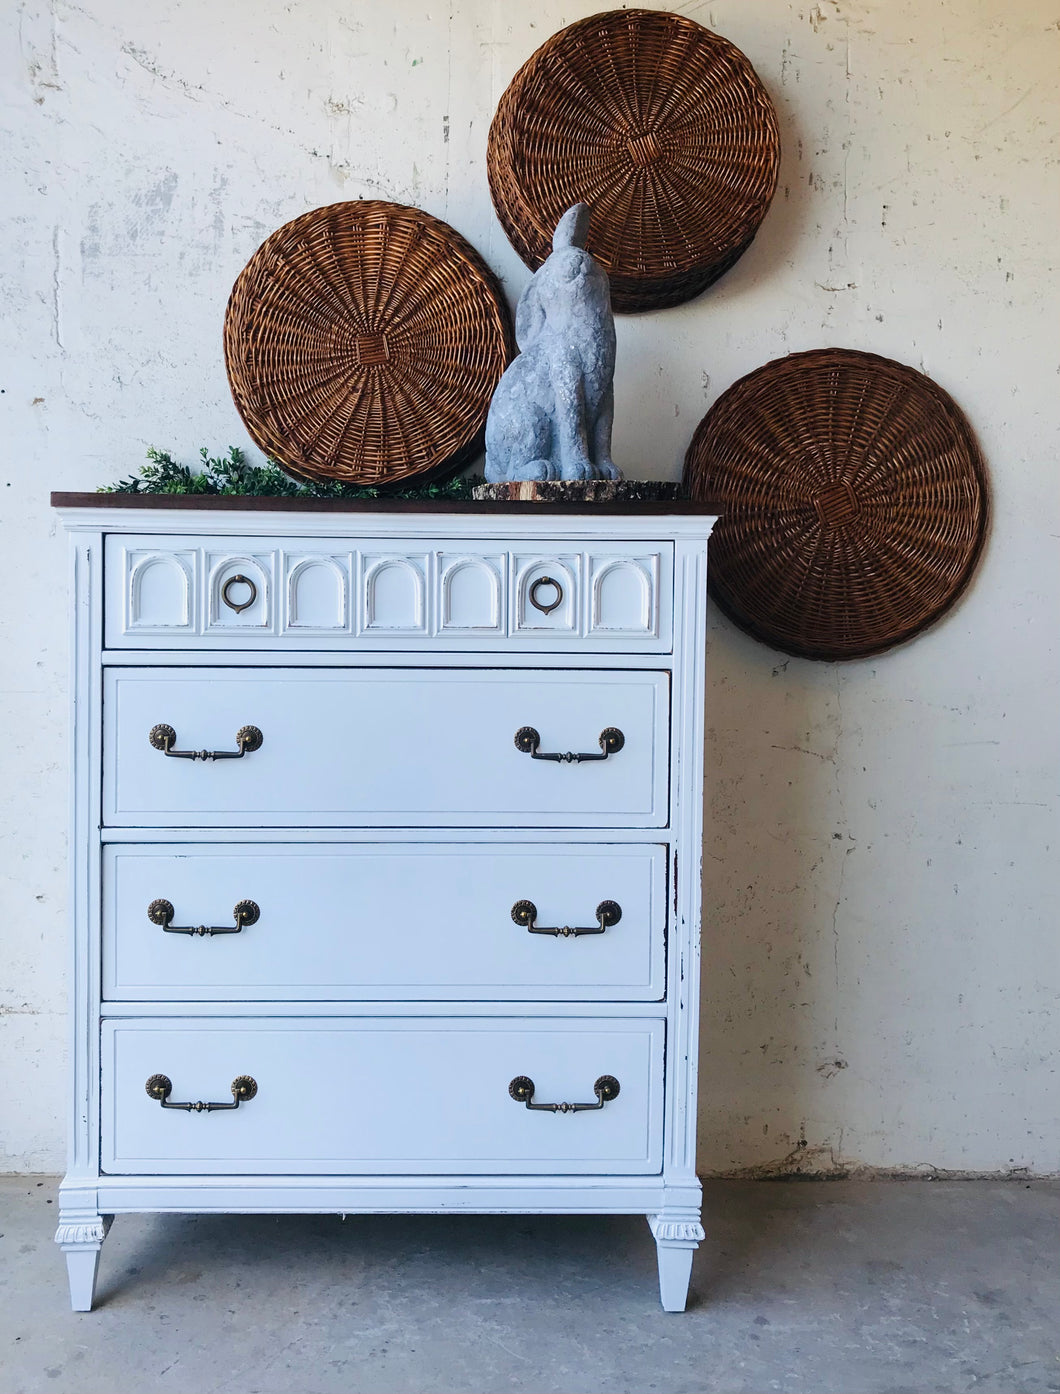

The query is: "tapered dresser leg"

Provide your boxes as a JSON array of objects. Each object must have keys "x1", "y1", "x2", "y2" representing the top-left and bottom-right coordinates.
[
  {"x1": 55, "y1": 1215, "x2": 110, "y2": 1311},
  {"x1": 648, "y1": 1214, "x2": 704, "y2": 1312}
]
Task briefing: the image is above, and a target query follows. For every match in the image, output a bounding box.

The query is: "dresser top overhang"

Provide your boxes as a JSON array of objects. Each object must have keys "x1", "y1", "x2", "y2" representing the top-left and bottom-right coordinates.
[{"x1": 52, "y1": 494, "x2": 716, "y2": 544}]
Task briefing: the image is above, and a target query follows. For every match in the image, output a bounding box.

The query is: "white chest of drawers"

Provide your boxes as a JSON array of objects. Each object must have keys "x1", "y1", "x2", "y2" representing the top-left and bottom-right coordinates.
[{"x1": 52, "y1": 496, "x2": 714, "y2": 1312}]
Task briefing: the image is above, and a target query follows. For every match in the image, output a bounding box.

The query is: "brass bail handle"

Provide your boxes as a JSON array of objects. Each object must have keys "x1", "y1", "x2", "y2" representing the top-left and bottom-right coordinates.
[
  {"x1": 149, "y1": 724, "x2": 263, "y2": 761},
  {"x1": 511, "y1": 899, "x2": 621, "y2": 937},
  {"x1": 145, "y1": 1074, "x2": 257, "y2": 1112},
  {"x1": 508, "y1": 1075, "x2": 620, "y2": 1113},
  {"x1": 148, "y1": 899, "x2": 259, "y2": 937},
  {"x1": 514, "y1": 726, "x2": 624, "y2": 764}
]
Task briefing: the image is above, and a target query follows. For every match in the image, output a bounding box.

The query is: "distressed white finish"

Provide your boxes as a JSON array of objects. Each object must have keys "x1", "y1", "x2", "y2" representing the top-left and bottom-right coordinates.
[
  {"x1": 56, "y1": 504, "x2": 712, "y2": 1310},
  {"x1": 5, "y1": 0, "x2": 1058, "y2": 1194},
  {"x1": 102, "y1": 843, "x2": 667, "y2": 1001},
  {"x1": 102, "y1": 667, "x2": 669, "y2": 827},
  {"x1": 101, "y1": 1018, "x2": 664, "y2": 1174},
  {"x1": 104, "y1": 536, "x2": 670, "y2": 650}
]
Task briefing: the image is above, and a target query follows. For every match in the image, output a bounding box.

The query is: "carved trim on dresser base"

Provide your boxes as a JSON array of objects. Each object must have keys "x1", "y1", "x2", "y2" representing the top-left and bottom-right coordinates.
[
  {"x1": 648, "y1": 1212, "x2": 706, "y2": 1312},
  {"x1": 55, "y1": 1214, "x2": 112, "y2": 1311}
]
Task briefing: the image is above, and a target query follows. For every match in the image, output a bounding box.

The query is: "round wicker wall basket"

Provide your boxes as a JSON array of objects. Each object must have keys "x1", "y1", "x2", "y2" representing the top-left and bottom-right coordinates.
[
  {"x1": 224, "y1": 201, "x2": 514, "y2": 487},
  {"x1": 684, "y1": 349, "x2": 990, "y2": 661},
  {"x1": 488, "y1": 9, "x2": 780, "y2": 313}
]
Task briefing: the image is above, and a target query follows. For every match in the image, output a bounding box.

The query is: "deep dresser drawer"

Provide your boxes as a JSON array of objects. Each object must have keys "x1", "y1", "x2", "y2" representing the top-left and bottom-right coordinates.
[
  {"x1": 102, "y1": 667, "x2": 670, "y2": 827},
  {"x1": 101, "y1": 1018, "x2": 664, "y2": 1175},
  {"x1": 102, "y1": 844, "x2": 666, "y2": 1001},
  {"x1": 104, "y1": 534, "x2": 673, "y2": 652}
]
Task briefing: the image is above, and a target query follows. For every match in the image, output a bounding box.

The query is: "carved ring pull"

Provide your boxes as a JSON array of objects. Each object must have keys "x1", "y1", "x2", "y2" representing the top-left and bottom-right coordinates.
[
  {"x1": 508, "y1": 1075, "x2": 620, "y2": 1113},
  {"x1": 145, "y1": 1074, "x2": 258, "y2": 1112},
  {"x1": 221, "y1": 573, "x2": 257, "y2": 613},
  {"x1": 529, "y1": 575, "x2": 564, "y2": 616},
  {"x1": 149, "y1": 724, "x2": 263, "y2": 761},
  {"x1": 147, "y1": 898, "x2": 260, "y2": 937},
  {"x1": 511, "y1": 899, "x2": 621, "y2": 937},
  {"x1": 514, "y1": 726, "x2": 624, "y2": 763}
]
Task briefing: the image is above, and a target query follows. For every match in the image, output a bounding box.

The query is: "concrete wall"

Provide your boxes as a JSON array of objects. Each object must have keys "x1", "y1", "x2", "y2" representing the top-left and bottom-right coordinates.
[{"x1": 2, "y1": 0, "x2": 1057, "y2": 1174}]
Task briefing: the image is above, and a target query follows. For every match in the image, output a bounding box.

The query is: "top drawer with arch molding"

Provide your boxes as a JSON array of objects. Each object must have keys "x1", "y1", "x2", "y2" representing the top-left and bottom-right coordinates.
[{"x1": 103, "y1": 535, "x2": 673, "y2": 652}]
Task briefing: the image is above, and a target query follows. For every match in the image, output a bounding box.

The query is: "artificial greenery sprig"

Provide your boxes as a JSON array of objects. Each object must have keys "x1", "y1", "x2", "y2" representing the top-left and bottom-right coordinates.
[{"x1": 100, "y1": 447, "x2": 482, "y2": 501}]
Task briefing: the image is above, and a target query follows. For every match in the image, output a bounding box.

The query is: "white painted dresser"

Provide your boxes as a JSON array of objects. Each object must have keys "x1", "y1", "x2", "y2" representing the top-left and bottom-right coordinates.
[{"x1": 52, "y1": 496, "x2": 714, "y2": 1311}]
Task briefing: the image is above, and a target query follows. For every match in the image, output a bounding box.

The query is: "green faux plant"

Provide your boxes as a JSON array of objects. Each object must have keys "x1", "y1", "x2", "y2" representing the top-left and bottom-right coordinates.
[{"x1": 100, "y1": 447, "x2": 482, "y2": 501}]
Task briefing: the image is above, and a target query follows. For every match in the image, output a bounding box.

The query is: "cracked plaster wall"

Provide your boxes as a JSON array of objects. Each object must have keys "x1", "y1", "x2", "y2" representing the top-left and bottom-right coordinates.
[{"x1": 1, "y1": 0, "x2": 1057, "y2": 1174}]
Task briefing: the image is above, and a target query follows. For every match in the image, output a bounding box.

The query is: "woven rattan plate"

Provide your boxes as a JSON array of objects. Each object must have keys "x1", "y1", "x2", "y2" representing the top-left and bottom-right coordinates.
[
  {"x1": 224, "y1": 202, "x2": 514, "y2": 486},
  {"x1": 684, "y1": 349, "x2": 989, "y2": 660},
  {"x1": 488, "y1": 9, "x2": 780, "y2": 313}
]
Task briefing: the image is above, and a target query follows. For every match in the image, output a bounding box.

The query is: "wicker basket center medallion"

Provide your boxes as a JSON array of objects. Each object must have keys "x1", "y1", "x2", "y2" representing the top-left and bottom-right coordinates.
[
  {"x1": 814, "y1": 480, "x2": 861, "y2": 529},
  {"x1": 625, "y1": 131, "x2": 664, "y2": 168},
  {"x1": 354, "y1": 333, "x2": 391, "y2": 367}
]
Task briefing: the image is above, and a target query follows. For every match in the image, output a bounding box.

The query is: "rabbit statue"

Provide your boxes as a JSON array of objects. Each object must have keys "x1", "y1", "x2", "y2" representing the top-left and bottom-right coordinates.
[{"x1": 484, "y1": 203, "x2": 622, "y2": 483}]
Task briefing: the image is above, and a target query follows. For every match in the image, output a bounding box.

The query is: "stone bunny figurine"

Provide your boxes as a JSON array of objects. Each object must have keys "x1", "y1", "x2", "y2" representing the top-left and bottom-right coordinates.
[{"x1": 485, "y1": 203, "x2": 621, "y2": 483}]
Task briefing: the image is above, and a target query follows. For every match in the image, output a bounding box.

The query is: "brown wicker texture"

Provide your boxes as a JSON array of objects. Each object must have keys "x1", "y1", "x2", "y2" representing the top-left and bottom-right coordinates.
[
  {"x1": 487, "y1": 9, "x2": 780, "y2": 314},
  {"x1": 684, "y1": 349, "x2": 989, "y2": 661},
  {"x1": 224, "y1": 202, "x2": 514, "y2": 486}
]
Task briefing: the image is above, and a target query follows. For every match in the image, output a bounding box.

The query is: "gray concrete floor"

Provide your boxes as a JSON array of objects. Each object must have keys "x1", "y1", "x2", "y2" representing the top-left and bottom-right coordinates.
[{"x1": 0, "y1": 1178, "x2": 1057, "y2": 1394}]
